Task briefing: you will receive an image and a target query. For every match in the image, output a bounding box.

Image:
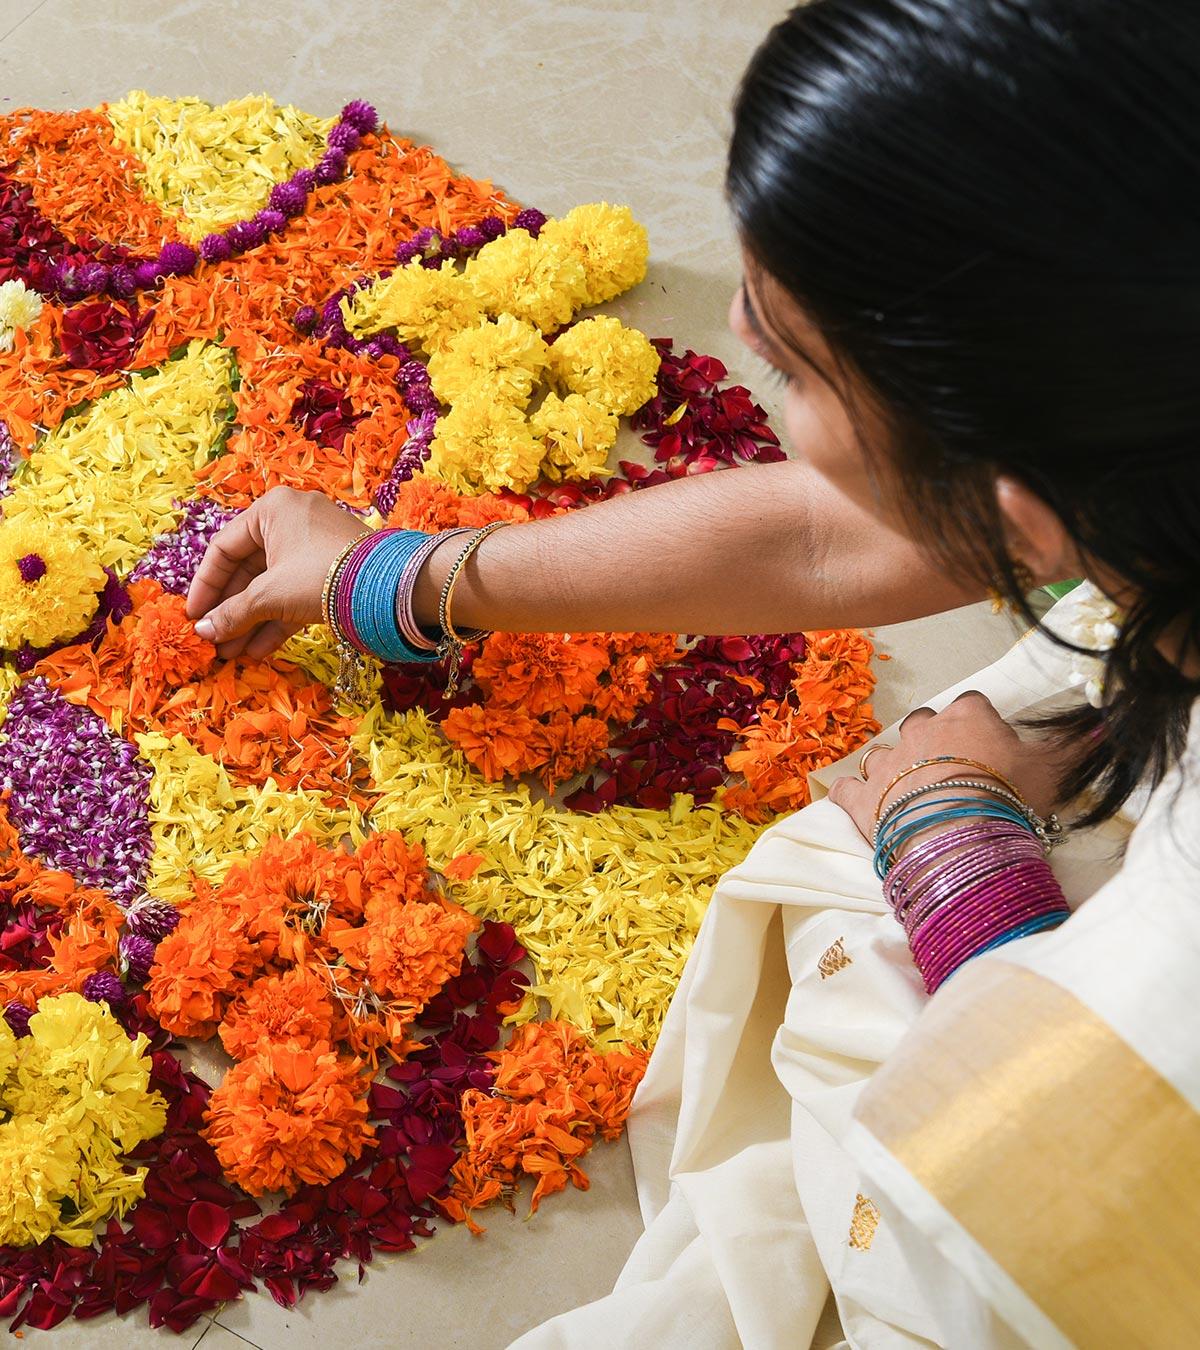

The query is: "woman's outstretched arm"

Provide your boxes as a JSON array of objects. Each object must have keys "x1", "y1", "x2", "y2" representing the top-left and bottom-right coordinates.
[{"x1": 188, "y1": 462, "x2": 985, "y2": 661}]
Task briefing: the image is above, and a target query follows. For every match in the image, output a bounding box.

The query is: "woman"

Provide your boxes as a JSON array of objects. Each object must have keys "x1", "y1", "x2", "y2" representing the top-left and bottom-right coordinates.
[{"x1": 189, "y1": 2, "x2": 1200, "y2": 1344}]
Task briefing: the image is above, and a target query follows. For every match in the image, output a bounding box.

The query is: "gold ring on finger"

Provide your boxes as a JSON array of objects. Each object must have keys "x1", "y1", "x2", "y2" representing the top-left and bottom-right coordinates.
[{"x1": 858, "y1": 743, "x2": 892, "y2": 780}]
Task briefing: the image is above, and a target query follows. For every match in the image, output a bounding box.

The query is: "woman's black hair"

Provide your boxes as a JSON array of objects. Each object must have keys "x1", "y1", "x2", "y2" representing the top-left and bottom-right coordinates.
[{"x1": 728, "y1": 0, "x2": 1200, "y2": 825}]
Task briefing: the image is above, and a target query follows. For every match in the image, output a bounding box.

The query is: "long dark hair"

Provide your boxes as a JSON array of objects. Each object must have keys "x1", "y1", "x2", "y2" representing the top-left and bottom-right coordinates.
[{"x1": 728, "y1": 0, "x2": 1200, "y2": 825}]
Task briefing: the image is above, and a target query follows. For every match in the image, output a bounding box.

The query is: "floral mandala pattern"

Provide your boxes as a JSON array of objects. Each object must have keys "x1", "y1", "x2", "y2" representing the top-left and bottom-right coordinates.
[{"x1": 0, "y1": 93, "x2": 879, "y2": 1332}]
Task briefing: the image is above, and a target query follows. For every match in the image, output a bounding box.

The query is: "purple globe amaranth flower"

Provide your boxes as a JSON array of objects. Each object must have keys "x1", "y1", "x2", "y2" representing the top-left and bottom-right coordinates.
[
  {"x1": 82, "y1": 970, "x2": 127, "y2": 1007},
  {"x1": 411, "y1": 226, "x2": 439, "y2": 251},
  {"x1": 51, "y1": 261, "x2": 84, "y2": 301},
  {"x1": 394, "y1": 240, "x2": 419, "y2": 265},
  {"x1": 294, "y1": 304, "x2": 319, "y2": 334},
  {"x1": 255, "y1": 208, "x2": 287, "y2": 235},
  {"x1": 133, "y1": 260, "x2": 163, "y2": 288},
  {"x1": 119, "y1": 932, "x2": 157, "y2": 984},
  {"x1": 200, "y1": 232, "x2": 233, "y2": 263},
  {"x1": 479, "y1": 215, "x2": 506, "y2": 241},
  {"x1": 16, "y1": 552, "x2": 46, "y2": 583},
  {"x1": 454, "y1": 224, "x2": 487, "y2": 252},
  {"x1": 108, "y1": 263, "x2": 137, "y2": 298},
  {"x1": 125, "y1": 897, "x2": 181, "y2": 942},
  {"x1": 315, "y1": 148, "x2": 347, "y2": 184},
  {"x1": 78, "y1": 261, "x2": 110, "y2": 294},
  {"x1": 3, "y1": 1002, "x2": 32, "y2": 1038},
  {"x1": 0, "y1": 420, "x2": 15, "y2": 500},
  {"x1": 157, "y1": 240, "x2": 198, "y2": 275},
  {"x1": 513, "y1": 207, "x2": 547, "y2": 236},
  {"x1": 327, "y1": 121, "x2": 360, "y2": 152},
  {"x1": 268, "y1": 179, "x2": 307, "y2": 217},
  {"x1": 339, "y1": 99, "x2": 379, "y2": 134},
  {"x1": 227, "y1": 219, "x2": 266, "y2": 252},
  {"x1": 291, "y1": 167, "x2": 318, "y2": 193}
]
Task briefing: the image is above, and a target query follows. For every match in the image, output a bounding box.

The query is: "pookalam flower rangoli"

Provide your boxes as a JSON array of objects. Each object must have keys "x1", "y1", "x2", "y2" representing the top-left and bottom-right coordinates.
[{"x1": 0, "y1": 92, "x2": 879, "y2": 1333}]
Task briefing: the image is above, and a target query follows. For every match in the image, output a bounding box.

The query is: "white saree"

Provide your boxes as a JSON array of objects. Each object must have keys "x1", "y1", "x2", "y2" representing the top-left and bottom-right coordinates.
[{"x1": 514, "y1": 587, "x2": 1200, "y2": 1349}]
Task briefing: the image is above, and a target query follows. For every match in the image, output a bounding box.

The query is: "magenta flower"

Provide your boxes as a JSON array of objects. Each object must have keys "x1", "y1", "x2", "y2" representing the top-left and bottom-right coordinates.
[
  {"x1": 157, "y1": 241, "x2": 198, "y2": 275},
  {"x1": 200, "y1": 232, "x2": 233, "y2": 262},
  {"x1": 339, "y1": 99, "x2": 379, "y2": 134}
]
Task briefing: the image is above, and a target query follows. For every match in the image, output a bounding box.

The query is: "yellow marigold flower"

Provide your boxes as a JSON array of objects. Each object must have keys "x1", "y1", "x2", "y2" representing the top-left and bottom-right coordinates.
[
  {"x1": 530, "y1": 392, "x2": 618, "y2": 481},
  {"x1": 6, "y1": 993, "x2": 167, "y2": 1153},
  {"x1": 465, "y1": 230, "x2": 588, "y2": 332},
  {"x1": 0, "y1": 515, "x2": 106, "y2": 650},
  {"x1": 0, "y1": 278, "x2": 43, "y2": 351},
  {"x1": 0, "y1": 994, "x2": 166, "y2": 1248},
  {"x1": 342, "y1": 260, "x2": 483, "y2": 351},
  {"x1": 426, "y1": 393, "x2": 546, "y2": 493},
  {"x1": 0, "y1": 1017, "x2": 16, "y2": 1084},
  {"x1": 539, "y1": 203, "x2": 650, "y2": 307},
  {"x1": 427, "y1": 314, "x2": 550, "y2": 407},
  {"x1": 546, "y1": 315, "x2": 661, "y2": 416},
  {"x1": 0, "y1": 1117, "x2": 80, "y2": 1248}
]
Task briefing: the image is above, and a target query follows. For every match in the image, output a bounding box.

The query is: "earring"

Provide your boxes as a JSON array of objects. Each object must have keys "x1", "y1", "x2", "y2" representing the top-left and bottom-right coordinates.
[{"x1": 988, "y1": 560, "x2": 1036, "y2": 613}]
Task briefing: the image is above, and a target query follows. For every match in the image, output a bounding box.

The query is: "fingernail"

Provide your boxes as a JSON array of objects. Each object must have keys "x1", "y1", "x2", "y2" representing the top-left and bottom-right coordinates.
[{"x1": 194, "y1": 618, "x2": 216, "y2": 640}]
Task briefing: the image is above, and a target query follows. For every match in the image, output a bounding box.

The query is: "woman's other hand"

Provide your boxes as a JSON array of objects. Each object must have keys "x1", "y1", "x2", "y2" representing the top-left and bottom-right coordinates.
[
  {"x1": 828, "y1": 691, "x2": 1061, "y2": 842},
  {"x1": 186, "y1": 487, "x2": 366, "y2": 661}
]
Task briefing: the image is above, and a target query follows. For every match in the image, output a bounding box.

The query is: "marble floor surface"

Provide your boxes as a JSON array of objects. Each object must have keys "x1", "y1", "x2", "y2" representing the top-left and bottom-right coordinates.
[{"x1": 0, "y1": 1, "x2": 1018, "y2": 1344}]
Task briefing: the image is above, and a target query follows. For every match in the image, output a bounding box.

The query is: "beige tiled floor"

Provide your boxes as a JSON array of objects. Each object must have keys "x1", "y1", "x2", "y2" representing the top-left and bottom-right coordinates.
[{"x1": 0, "y1": 1, "x2": 1016, "y2": 1344}]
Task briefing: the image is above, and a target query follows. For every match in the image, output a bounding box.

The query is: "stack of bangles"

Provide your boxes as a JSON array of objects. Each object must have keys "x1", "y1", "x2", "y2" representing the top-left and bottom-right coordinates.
[
  {"x1": 870, "y1": 757, "x2": 1068, "y2": 994},
  {"x1": 321, "y1": 522, "x2": 511, "y2": 700}
]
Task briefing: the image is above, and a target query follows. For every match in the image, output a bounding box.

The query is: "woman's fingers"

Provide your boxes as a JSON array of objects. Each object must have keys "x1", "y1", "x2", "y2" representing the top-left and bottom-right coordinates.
[
  {"x1": 241, "y1": 620, "x2": 303, "y2": 663},
  {"x1": 194, "y1": 573, "x2": 275, "y2": 647},
  {"x1": 186, "y1": 504, "x2": 265, "y2": 620}
]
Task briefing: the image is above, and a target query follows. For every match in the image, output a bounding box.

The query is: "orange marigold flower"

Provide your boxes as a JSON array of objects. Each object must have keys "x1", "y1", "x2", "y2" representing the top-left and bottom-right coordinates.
[
  {"x1": 148, "y1": 910, "x2": 260, "y2": 1039},
  {"x1": 126, "y1": 588, "x2": 215, "y2": 707},
  {"x1": 531, "y1": 713, "x2": 610, "y2": 791},
  {"x1": 471, "y1": 631, "x2": 609, "y2": 716},
  {"x1": 204, "y1": 1040, "x2": 374, "y2": 1197},
  {"x1": 447, "y1": 1021, "x2": 648, "y2": 1233},
  {"x1": 219, "y1": 965, "x2": 337, "y2": 1061},
  {"x1": 441, "y1": 704, "x2": 546, "y2": 780},
  {"x1": 385, "y1": 477, "x2": 531, "y2": 533},
  {"x1": 721, "y1": 628, "x2": 879, "y2": 818},
  {"x1": 331, "y1": 897, "x2": 475, "y2": 1018},
  {"x1": 353, "y1": 830, "x2": 434, "y2": 906}
]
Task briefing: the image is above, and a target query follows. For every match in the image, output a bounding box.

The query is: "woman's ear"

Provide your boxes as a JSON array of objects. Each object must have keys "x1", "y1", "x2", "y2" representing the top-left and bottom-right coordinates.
[{"x1": 995, "y1": 475, "x2": 1078, "y2": 584}]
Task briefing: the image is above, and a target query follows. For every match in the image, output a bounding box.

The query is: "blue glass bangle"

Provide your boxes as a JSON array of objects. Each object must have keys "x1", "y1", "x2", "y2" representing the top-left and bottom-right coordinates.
[
  {"x1": 873, "y1": 798, "x2": 1035, "y2": 879},
  {"x1": 349, "y1": 530, "x2": 438, "y2": 665}
]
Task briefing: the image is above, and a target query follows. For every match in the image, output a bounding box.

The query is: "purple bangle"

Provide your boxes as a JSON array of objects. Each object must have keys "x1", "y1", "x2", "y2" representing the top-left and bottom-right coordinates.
[
  {"x1": 896, "y1": 836, "x2": 1042, "y2": 929},
  {"x1": 335, "y1": 533, "x2": 386, "y2": 653},
  {"x1": 887, "y1": 822, "x2": 1037, "y2": 918}
]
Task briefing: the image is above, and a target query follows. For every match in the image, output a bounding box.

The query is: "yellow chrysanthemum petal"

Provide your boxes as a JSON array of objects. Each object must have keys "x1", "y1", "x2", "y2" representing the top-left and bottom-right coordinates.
[
  {"x1": 0, "y1": 993, "x2": 165, "y2": 1248},
  {"x1": 139, "y1": 730, "x2": 362, "y2": 908},
  {"x1": 354, "y1": 706, "x2": 762, "y2": 1049},
  {"x1": 464, "y1": 229, "x2": 588, "y2": 332},
  {"x1": 1, "y1": 341, "x2": 234, "y2": 571},
  {"x1": 107, "y1": 91, "x2": 333, "y2": 240},
  {"x1": 341, "y1": 259, "x2": 483, "y2": 351}
]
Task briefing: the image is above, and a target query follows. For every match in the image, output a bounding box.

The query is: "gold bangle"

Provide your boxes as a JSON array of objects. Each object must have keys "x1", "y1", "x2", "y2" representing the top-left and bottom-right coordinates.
[
  {"x1": 873, "y1": 756, "x2": 1026, "y2": 823},
  {"x1": 321, "y1": 532, "x2": 371, "y2": 703},
  {"x1": 436, "y1": 520, "x2": 513, "y2": 695},
  {"x1": 322, "y1": 533, "x2": 370, "y2": 639}
]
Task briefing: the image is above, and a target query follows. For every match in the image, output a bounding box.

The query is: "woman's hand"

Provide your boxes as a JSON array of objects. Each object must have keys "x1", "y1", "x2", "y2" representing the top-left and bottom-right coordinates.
[
  {"x1": 186, "y1": 487, "x2": 366, "y2": 661},
  {"x1": 828, "y1": 690, "x2": 1061, "y2": 842}
]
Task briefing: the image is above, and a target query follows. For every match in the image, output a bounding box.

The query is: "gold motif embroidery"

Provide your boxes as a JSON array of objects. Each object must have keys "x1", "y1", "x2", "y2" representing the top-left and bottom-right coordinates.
[
  {"x1": 848, "y1": 1194, "x2": 881, "y2": 1251},
  {"x1": 818, "y1": 937, "x2": 851, "y2": 979}
]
